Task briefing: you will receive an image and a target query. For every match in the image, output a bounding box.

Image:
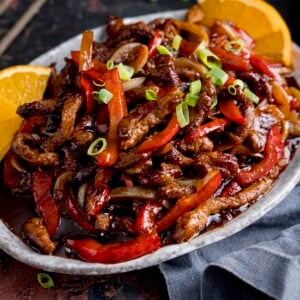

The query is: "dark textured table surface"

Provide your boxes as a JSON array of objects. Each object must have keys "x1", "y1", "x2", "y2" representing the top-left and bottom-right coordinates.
[{"x1": 0, "y1": 0, "x2": 299, "y2": 299}]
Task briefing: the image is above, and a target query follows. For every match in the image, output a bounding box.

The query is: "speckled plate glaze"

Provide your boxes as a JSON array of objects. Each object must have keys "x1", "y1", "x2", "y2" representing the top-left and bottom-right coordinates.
[{"x1": 1, "y1": 10, "x2": 300, "y2": 275}]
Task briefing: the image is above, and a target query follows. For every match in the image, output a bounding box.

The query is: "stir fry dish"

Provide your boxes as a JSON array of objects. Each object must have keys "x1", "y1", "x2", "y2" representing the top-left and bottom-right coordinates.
[{"x1": 2, "y1": 4, "x2": 300, "y2": 264}]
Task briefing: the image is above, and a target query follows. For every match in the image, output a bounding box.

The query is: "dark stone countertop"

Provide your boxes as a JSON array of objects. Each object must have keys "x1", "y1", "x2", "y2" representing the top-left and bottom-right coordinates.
[{"x1": 0, "y1": 0, "x2": 299, "y2": 299}]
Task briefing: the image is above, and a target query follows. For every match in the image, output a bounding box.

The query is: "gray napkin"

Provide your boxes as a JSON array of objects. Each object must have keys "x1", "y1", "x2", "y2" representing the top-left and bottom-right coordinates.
[{"x1": 159, "y1": 182, "x2": 300, "y2": 300}]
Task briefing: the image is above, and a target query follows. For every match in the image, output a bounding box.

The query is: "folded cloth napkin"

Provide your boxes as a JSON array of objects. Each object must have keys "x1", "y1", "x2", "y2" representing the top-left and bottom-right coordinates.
[{"x1": 159, "y1": 182, "x2": 300, "y2": 300}]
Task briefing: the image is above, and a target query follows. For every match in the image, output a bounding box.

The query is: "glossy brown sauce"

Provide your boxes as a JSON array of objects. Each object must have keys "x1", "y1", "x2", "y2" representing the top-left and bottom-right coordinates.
[{"x1": 0, "y1": 137, "x2": 299, "y2": 257}]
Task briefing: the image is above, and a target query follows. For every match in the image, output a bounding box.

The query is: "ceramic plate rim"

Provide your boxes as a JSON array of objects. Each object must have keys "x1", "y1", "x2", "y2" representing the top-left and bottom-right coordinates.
[{"x1": 1, "y1": 9, "x2": 300, "y2": 275}]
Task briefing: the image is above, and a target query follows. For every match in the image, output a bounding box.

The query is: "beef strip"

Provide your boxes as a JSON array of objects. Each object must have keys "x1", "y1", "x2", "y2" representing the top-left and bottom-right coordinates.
[
  {"x1": 164, "y1": 146, "x2": 194, "y2": 167},
  {"x1": 23, "y1": 217, "x2": 57, "y2": 254},
  {"x1": 42, "y1": 93, "x2": 83, "y2": 152},
  {"x1": 137, "y1": 163, "x2": 183, "y2": 187},
  {"x1": 105, "y1": 21, "x2": 154, "y2": 47},
  {"x1": 12, "y1": 133, "x2": 59, "y2": 166},
  {"x1": 173, "y1": 153, "x2": 289, "y2": 242},
  {"x1": 147, "y1": 54, "x2": 181, "y2": 87},
  {"x1": 176, "y1": 136, "x2": 214, "y2": 154},
  {"x1": 157, "y1": 181, "x2": 196, "y2": 200},
  {"x1": 118, "y1": 90, "x2": 182, "y2": 150},
  {"x1": 17, "y1": 99, "x2": 58, "y2": 119},
  {"x1": 184, "y1": 78, "x2": 216, "y2": 134},
  {"x1": 194, "y1": 151, "x2": 239, "y2": 178}
]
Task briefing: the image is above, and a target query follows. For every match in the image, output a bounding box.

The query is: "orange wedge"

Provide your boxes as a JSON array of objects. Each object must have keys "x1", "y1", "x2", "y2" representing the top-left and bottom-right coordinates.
[
  {"x1": 197, "y1": 0, "x2": 292, "y2": 66},
  {"x1": 0, "y1": 65, "x2": 52, "y2": 161}
]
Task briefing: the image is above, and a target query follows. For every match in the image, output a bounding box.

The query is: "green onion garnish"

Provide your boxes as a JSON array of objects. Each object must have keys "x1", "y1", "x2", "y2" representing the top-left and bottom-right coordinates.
[
  {"x1": 106, "y1": 60, "x2": 115, "y2": 70},
  {"x1": 206, "y1": 68, "x2": 228, "y2": 86},
  {"x1": 117, "y1": 63, "x2": 134, "y2": 81},
  {"x1": 228, "y1": 79, "x2": 245, "y2": 96},
  {"x1": 92, "y1": 80, "x2": 105, "y2": 87},
  {"x1": 224, "y1": 39, "x2": 244, "y2": 52},
  {"x1": 176, "y1": 102, "x2": 190, "y2": 128},
  {"x1": 172, "y1": 34, "x2": 182, "y2": 51},
  {"x1": 197, "y1": 47, "x2": 221, "y2": 69},
  {"x1": 211, "y1": 96, "x2": 218, "y2": 109},
  {"x1": 185, "y1": 93, "x2": 199, "y2": 107},
  {"x1": 87, "y1": 137, "x2": 107, "y2": 156},
  {"x1": 232, "y1": 79, "x2": 244, "y2": 89},
  {"x1": 145, "y1": 89, "x2": 158, "y2": 101},
  {"x1": 244, "y1": 88, "x2": 259, "y2": 104},
  {"x1": 156, "y1": 45, "x2": 172, "y2": 56},
  {"x1": 228, "y1": 85, "x2": 237, "y2": 96},
  {"x1": 37, "y1": 273, "x2": 54, "y2": 289},
  {"x1": 93, "y1": 88, "x2": 113, "y2": 104},
  {"x1": 189, "y1": 79, "x2": 201, "y2": 95}
]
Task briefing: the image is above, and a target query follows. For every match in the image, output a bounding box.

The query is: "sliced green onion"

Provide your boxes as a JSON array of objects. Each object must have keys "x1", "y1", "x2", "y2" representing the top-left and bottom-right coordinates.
[
  {"x1": 87, "y1": 137, "x2": 107, "y2": 156},
  {"x1": 189, "y1": 79, "x2": 202, "y2": 95},
  {"x1": 228, "y1": 85, "x2": 237, "y2": 96},
  {"x1": 197, "y1": 47, "x2": 221, "y2": 69},
  {"x1": 92, "y1": 80, "x2": 105, "y2": 87},
  {"x1": 145, "y1": 89, "x2": 157, "y2": 101},
  {"x1": 172, "y1": 34, "x2": 182, "y2": 51},
  {"x1": 244, "y1": 88, "x2": 259, "y2": 104},
  {"x1": 117, "y1": 63, "x2": 134, "y2": 81},
  {"x1": 206, "y1": 68, "x2": 228, "y2": 86},
  {"x1": 185, "y1": 93, "x2": 199, "y2": 107},
  {"x1": 93, "y1": 88, "x2": 113, "y2": 104},
  {"x1": 211, "y1": 96, "x2": 218, "y2": 109},
  {"x1": 156, "y1": 45, "x2": 172, "y2": 56},
  {"x1": 106, "y1": 60, "x2": 115, "y2": 70},
  {"x1": 37, "y1": 273, "x2": 54, "y2": 289},
  {"x1": 224, "y1": 39, "x2": 244, "y2": 52},
  {"x1": 233, "y1": 79, "x2": 244, "y2": 89},
  {"x1": 176, "y1": 102, "x2": 190, "y2": 128},
  {"x1": 228, "y1": 79, "x2": 245, "y2": 96}
]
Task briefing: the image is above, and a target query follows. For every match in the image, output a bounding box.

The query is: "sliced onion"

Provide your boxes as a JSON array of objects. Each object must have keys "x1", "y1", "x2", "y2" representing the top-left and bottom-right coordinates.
[
  {"x1": 10, "y1": 156, "x2": 27, "y2": 173},
  {"x1": 174, "y1": 57, "x2": 207, "y2": 77},
  {"x1": 53, "y1": 171, "x2": 74, "y2": 202},
  {"x1": 122, "y1": 76, "x2": 146, "y2": 91},
  {"x1": 109, "y1": 186, "x2": 156, "y2": 201},
  {"x1": 110, "y1": 42, "x2": 149, "y2": 73},
  {"x1": 174, "y1": 19, "x2": 209, "y2": 48},
  {"x1": 77, "y1": 182, "x2": 88, "y2": 208}
]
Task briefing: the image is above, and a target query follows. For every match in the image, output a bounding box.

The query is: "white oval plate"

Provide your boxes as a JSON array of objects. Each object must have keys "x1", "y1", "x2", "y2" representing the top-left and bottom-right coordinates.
[{"x1": 1, "y1": 10, "x2": 300, "y2": 275}]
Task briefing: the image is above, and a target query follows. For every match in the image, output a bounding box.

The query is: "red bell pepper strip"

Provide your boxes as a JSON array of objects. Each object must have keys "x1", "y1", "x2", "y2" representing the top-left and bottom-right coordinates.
[
  {"x1": 65, "y1": 231, "x2": 162, "y2": 263},
  {"x1": 19, "y1": 115, "x2": 46, "y2": 133},
  {"x1": 210, "y1": 46, "x2": 250, "y2": 71},
  {"x1": 148, "y1": 31, "x2": 164, "y2": 59},
  {"x1": 184, "y1": 118, "x2": 230, "y2": 144},
  {"x1": 66, "y1": 192, "x2": 98, "y2": 233},
  {"x1": 250, "y1": 53, "x2": 277, "y2": 79},
  {"x1": 71, "y1": 50, "x2": 106, "y2": 73},
  {"x1": 91, "y1": 60, "x2": 107, "y2": 73},
  {"x1": 80, "y1": 75, "x2": 96, "y2": 114},
  {"x1": 230, "y1": 24, "x2": 255, "y2": 50},
  {"x1": 236, "y1": 126, "x2": 284, "y2": 186},
  {"x1": 219, "y1": 100, "x2": 245, "y2": 124},
  {"x1": 179, "y1": 39, "x2": 200, "y2": 57},
  {"x1": 136, "y1": 202, "x2": 162, "y2": 235},
  {"x1": 136, "y1": 113, "x2": 180, "y2": 153},
  {"x1": 95, "y1": 104, "x2": 109, "y2": 133},
  {"x1": 83, "y1": 69, "x2": 105, "y2": 82},
  {"x1": 71, "y1": 50, "x2": 80, "y2": 64},
  {"x1": 86, "y1": 187, "x2": 110, "y2": 218},
  {"x1": 3, "y1": 150, "x2": 21, "y2": 189},
  {"x1": 32, "y1": 169, "x2": 60, "y2": 237},
  {"x1": 79, "y1": 30, "x2": 94, "y2": 72},
  {"x1": 156, "y1": 169, "x2": 221, "y2": 233},
  {"x1": 97, "y1": 68, "x2": 128, "y2": 166}
]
